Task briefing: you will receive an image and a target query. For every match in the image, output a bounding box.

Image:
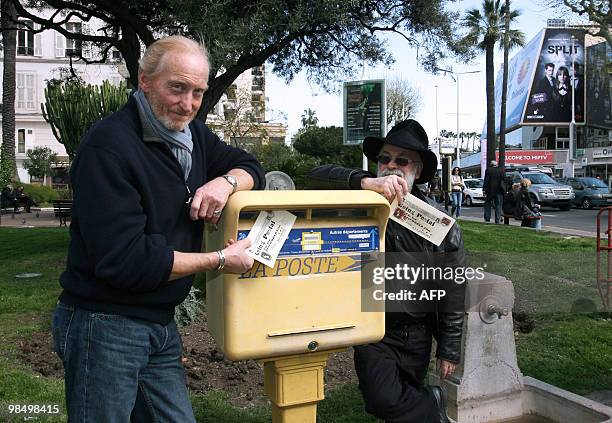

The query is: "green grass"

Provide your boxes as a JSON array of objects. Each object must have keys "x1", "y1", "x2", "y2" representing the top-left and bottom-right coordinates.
[
  {"x1": 0, "y1": 228, "x2": 68, "y2": 421},
  {"x1": 459, "y1": 221, "x2": 601, "y2": 313},
  {"x1": 0, "y1": 228, "x2": 67, "y2": 314},
  {"x1": 0, "y1": 223, "x2": 611, "y2": 421},
  {"x1": 516, "y1": 314, "x2": 612, "y2": 395},
  {"x1": 460, "y1": 221, "x2": 594, "y2": 252}
]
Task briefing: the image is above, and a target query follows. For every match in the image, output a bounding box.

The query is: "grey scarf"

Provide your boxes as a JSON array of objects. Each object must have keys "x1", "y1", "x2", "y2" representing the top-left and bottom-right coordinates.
[{"x1": 134, "y1": 89, "x2": 193, "y2": 181}]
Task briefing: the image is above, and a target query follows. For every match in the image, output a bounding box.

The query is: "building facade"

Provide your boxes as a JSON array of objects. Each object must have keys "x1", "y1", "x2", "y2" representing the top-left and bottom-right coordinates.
[
  {"x1": 0, "y1": 9, "x2": 286, "y2": 185},
  {"x1": 456, "y1": 22, "x2": 611, "y2": 179},
  {"x1": 0, "y1": 9, "x2": 123, "y2": 185}
]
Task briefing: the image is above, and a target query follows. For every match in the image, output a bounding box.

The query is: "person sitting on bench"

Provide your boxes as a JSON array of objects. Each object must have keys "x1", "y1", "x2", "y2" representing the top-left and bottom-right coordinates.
[
  {"x1": 15, "y1": 186, "x2": 36, "y2": 213},
  {"x1": 1, "y1": 185, "x2": 18, "y2": 212},
  {"x1": 514, "y1": 179, "x2": 541, "y2": 229}
]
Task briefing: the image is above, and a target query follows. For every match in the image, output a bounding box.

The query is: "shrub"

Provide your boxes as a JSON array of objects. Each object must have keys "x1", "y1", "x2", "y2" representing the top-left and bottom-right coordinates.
[
  {"x1": 175, "y1": 286, "x2": 204, "y2": 327},
  {"x1": 17, "y1": 182, "x2": 60, "y2": 205},
  {"x1": 55, "y1": 188, "x2": 73, "y2": 200}
]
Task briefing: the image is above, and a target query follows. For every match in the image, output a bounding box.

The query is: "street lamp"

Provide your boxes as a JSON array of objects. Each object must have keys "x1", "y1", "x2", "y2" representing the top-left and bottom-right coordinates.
[
  {"x1": 435, "y1": 85, "x2": 440, "y2": 160},
  {"x1": 435, "y1": 68, "x2": 481, "y2": 167},
  {"x1": 568, "y1": 35, "x2": 576, "y2": 178}
]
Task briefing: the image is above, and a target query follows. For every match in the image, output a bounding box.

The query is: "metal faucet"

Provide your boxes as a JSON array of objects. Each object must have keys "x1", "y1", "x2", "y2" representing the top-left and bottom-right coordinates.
[{"x1": 487, "y1": 304, "x2": 509, "y2": 319}]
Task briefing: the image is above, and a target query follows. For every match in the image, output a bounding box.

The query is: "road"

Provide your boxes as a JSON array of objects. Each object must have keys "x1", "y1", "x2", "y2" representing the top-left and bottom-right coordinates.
[{"x1": 456, "y1": 204, "x2": 609, "y2": 237}]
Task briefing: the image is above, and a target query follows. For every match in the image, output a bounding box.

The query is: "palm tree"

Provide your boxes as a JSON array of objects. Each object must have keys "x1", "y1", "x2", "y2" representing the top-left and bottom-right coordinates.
[
  {"x1": 300, "y1": 108, "x2": 318, "y2": 129},
  {"x1": 499, "y1": 0, "x2": 525, "y2": 169},
  {"x1": 1, "y1": 0, "x2": 18, "y2": 184},
  {"x1": 463, "y1": 0, "x2": 523, "y2": 167}
]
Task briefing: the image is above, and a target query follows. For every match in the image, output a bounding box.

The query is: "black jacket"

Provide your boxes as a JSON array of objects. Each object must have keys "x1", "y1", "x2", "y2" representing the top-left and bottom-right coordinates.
[
  {"x1": 483, "y1": 165, "x2": 504, "y2": 197},
  {"x1": 59, "y1": 96, "x2": 265, "y2": 324},
  {"x1": 514, "y1": 188, "x2": 537, "y2": 220},
  {"x1": 307, "y1": 165, "x2": 465, "y2": 363}
]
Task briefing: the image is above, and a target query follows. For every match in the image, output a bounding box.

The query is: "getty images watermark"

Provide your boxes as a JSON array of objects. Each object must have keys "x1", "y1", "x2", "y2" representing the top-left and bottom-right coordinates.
[{"x1": 361, "y1": 252, "x2": 486, "y2": 313}]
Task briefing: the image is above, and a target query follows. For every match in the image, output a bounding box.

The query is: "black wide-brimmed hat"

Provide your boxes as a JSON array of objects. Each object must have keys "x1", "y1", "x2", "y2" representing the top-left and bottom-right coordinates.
[{"x1": 363, "y1": 119, "x2": 437, "y2": 184}]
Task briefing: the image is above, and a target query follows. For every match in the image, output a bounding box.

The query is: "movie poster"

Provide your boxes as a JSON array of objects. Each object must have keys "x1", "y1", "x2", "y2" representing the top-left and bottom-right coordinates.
[
  {"x1": 523, "y1": 28, "x2": 586, "y2": 125},
  {"x1": 343, "y1": 79, "x2": 386, "y2": 145},
  {"x1": 586, "y1": 41, "x2": 612, "y2": 129}
]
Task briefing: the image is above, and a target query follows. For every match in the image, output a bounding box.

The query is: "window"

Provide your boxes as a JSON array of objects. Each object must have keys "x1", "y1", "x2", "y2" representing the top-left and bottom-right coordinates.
[
  {"x1": 57, "y1": 22, "x2": 84, "y2": 57},
  {"x1": 17, "y1": 129, "x2": 26, "y2": 154},
  {"x1": 111, "y1": 47, "x2": 122, "y2": 61},
  {"x1": 226, "y1": 84, "x2": 237, "y2": 101},
  {"x1": 533, "y1": 137, "x2": 547, "y2": 150},
  {"x1": 465, "y1": 179, "x2": 483, "y2": 189},
  {"x1": 16, "y1": 73, "x2": 36, "y2": 110},
  {"x1": 55, "y1": 32, "x2": 65, "y2": 57},
  {"x1": 65, "y1": 22, "x2": 82, "y2": 57},
  {"x1": 16, "y1": 20, "x2": 42, "y2": 56},
  {"x1": 17, "y1": 20, "x2": 34, "y2": 56}
]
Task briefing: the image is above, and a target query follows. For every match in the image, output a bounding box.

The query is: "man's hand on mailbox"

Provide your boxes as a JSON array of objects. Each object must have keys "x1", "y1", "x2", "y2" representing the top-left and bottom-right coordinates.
[
  {"x1": 189, "y1": 177, "x2": 234, "y2": 223},
  {"x1": 222, "y1": 238, "x2": 255, "y2": 274},
  {"x1": 361, "y1": 175, "x2": 409, "y2": 204}
]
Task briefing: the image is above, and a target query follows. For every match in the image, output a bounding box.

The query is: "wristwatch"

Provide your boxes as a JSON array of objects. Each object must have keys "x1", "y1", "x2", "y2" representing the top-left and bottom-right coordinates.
[{"x1": 222, "y1": 174, "x2": 237, "y2": 193}]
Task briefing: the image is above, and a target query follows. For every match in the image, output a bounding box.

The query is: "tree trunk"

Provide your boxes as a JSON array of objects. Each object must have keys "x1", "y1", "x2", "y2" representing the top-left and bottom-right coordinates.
[
  {"x1": 117, "y1": 25, "x2": 145, "y2": 89},
  {"x1": 1, "y1": 0, "x2": 18, "y2": 182},
  {"x1": 485, "y1": 41, "x2": 496, "y2": 167},
  {"x1": 499, "y1": 0, "x2": 510, "y2": 171}
]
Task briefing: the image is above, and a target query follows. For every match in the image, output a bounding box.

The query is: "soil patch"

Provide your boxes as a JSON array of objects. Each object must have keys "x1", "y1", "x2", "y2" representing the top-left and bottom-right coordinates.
[{"x1": 17, "y1": 314, "x2": 357, "y2": 408}]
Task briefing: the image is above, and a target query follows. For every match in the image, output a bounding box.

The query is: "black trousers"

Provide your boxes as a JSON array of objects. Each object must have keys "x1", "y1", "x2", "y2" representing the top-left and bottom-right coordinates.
[{"x1": 354, "y1": 324, "x2": 436, "y2": 423}]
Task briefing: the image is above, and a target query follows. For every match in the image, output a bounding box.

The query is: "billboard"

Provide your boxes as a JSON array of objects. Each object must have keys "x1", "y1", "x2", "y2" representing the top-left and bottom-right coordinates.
[
  {"x1": 586, "y1": 41, "x2": 612, "y2": 129},
  {"x1": 343, "y1": 79, "x2": 386, "y2": 145},
  {"x1": 491, "y1": 29, "x2": 544, "y2": 133},
  {"x1": 523, "y1": 28, "x2": 586, "y2": 125},
  {"x1": 495, "y1": 149, "x2": 555, "y2": 164}
]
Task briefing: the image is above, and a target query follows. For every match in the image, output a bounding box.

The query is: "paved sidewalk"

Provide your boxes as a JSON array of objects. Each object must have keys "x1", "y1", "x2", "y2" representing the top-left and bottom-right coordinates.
[
  {"x1": 457, "y1": 215, "x2": 597, "y2": 238},
  {"x1": 0, "y1": 208, "x2": 64, "y2": 228}
]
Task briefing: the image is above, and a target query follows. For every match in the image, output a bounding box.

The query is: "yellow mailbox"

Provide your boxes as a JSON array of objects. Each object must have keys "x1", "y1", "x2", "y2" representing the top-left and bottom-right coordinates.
[{"x1": 205, "y1": 190, "x2": 390, "y2": 362}]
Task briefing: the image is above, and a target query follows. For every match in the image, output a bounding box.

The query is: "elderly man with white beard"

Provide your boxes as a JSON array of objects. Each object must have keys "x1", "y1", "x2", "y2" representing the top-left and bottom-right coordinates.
[{"x1": 307, "y1": 119, "x2": 465, "y2": 423}]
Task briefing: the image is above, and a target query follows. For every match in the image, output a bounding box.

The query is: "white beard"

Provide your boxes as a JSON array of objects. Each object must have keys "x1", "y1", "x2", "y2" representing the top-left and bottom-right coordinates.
[{"x1": 378, "y1": 168, "x2": 417, "y2": 192}]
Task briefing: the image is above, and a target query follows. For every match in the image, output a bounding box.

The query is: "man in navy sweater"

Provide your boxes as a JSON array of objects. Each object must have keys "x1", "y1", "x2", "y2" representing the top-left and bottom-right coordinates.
[{"x1": 52, "y1": 36, "x2": 264, "y2": 422}]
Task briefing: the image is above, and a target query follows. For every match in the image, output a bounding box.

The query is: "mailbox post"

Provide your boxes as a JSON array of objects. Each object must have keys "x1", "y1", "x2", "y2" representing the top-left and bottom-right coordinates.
[{"x1": 206, "y1": 191, "x2": 390, "y2": 422}]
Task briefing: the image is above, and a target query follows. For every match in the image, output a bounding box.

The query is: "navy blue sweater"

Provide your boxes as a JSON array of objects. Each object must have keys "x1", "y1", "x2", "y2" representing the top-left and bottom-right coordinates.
[{"x1": 59, "y1": 97, "x2": 265, "y2": 324}]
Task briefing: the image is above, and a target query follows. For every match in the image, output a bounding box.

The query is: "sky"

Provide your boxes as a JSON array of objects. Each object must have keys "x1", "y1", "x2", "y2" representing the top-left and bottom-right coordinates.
[{"x1": 265, "y1": 0, "x2": 575, "y2": 144}]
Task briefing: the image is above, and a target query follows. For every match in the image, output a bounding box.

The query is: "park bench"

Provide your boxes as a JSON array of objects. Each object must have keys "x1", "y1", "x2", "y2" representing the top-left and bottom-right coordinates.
[
  {"x1": 502, "y1": 212, "x2": 540, "y2": 228},
  {"x1": 53, "y1": 199, "x2": 72, "y2": 227}
]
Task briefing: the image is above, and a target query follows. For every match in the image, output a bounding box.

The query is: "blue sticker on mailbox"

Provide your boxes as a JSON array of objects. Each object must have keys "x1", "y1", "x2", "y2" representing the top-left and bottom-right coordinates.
[{"x1": 238, "y1": 226, "x2": 379, "y2": 256}]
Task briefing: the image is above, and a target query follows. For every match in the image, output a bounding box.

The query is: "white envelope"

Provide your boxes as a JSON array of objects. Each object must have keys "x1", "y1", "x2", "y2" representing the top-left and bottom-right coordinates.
[
  {"x1": 246, "y1": 210, "x2": 297, "y2": 267},
  {"x1": 389, "y1": 194, "x2": 455, "y2": 246}
]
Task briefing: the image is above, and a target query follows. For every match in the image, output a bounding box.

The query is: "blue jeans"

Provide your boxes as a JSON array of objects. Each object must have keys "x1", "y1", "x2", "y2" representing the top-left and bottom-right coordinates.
[
  {"x1": 52, "y1": 303, "x2": 196, "y2": 423},
  {"x1": 450, "y1": 191, "x2": 462, "y2": 217},
  {"x1": 484, "y1": 192, "x2": 503, "y2": 223}
]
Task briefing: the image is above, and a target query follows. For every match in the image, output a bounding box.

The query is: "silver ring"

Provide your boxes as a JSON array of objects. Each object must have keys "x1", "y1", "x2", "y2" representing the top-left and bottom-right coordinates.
[{"x1": 213, "y1": 209, "x2": 222, "y2": 215}]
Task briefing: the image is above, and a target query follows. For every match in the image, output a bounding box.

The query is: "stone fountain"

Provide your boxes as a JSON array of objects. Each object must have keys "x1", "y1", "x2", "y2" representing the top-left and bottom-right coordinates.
[{"x1": 430, "y1": 273, "x2": 612, "y2": 423}]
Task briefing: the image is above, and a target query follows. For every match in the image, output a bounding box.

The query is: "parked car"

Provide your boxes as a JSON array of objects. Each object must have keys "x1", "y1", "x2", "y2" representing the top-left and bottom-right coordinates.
[
  {"x1": 557, "y1": 177, "x2": 612, "y2": 209},
  {"x1": 462, "y1": 178, "x2": 485, "y2": 206},
  {"x1": 504, "y1": 164, "x2": 553, "y2": 176},
  {"x1": 504, "y1": 170, "x2": 574, "y2": 210}
]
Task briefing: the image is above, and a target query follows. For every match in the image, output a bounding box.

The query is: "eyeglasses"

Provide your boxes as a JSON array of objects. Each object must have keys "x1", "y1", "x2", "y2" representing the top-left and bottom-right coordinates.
[{"x1": 377, "y1": 154, "x2": 421, "y2": 167}]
